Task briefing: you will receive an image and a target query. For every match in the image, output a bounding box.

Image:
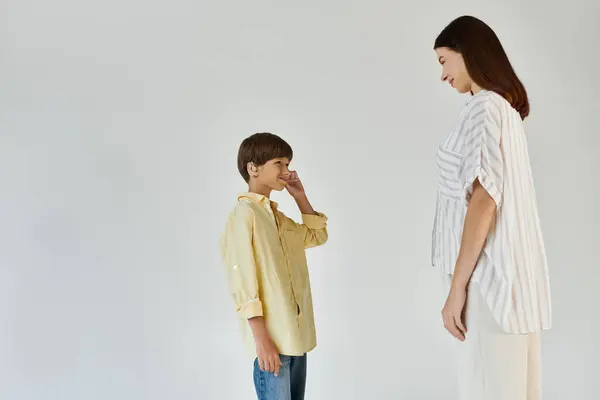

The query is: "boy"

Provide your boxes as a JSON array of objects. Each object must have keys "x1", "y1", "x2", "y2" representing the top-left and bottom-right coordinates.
[{"x1": 220, "y1": 132, "x2": 328, "y2": 400}]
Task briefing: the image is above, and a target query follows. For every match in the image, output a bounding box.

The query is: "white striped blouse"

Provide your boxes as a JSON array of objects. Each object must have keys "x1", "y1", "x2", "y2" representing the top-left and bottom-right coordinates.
[{"x1": 431, "y1": 89, "x2": 552, "y2": 334}]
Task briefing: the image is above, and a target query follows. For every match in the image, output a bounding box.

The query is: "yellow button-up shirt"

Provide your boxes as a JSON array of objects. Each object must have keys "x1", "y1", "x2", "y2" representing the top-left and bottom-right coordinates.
[{"x1": 219, "y1": 192, "x2": 328, "y2": 358}]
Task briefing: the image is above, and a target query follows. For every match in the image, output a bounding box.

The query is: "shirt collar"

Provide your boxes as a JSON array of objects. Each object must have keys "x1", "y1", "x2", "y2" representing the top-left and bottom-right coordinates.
[
  {"x1": 465, "y1": 88, "x2": 489, "y2": 105},
  {"x1": 237, "y1": 192, "x2": 279, "y2": 210}
]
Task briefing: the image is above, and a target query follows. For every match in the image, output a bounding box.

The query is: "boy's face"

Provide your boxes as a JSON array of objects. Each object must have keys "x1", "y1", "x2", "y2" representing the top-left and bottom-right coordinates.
[{"x1": 251, "y1": 157, "x2": 291, "y2": 191}]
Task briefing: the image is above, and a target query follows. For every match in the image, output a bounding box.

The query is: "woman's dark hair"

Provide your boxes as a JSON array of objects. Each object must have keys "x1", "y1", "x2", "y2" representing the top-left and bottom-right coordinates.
[{"x1": 434, "y1": 15, "x2": 529, "y2": 120}]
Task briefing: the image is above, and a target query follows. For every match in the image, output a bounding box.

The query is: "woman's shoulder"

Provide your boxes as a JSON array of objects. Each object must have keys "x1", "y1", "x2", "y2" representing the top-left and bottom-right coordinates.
[
  {"x1": 464, "y1": 90, "x2": 509, "y2": 119},
  {"x1": 465, "y1": 89, "x2": 504, "y2": 108}
]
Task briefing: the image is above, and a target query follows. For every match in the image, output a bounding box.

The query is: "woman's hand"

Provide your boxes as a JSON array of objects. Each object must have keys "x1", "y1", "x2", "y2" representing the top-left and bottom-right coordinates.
[{"x1": 442, "y1": 285, "x2": 468, "y2": 341}]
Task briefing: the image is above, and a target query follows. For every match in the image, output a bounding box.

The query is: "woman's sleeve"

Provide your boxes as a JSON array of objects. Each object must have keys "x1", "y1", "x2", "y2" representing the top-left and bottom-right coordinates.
[{"x1": 459, "y1": 96, "x2": 505, "y2": 207}]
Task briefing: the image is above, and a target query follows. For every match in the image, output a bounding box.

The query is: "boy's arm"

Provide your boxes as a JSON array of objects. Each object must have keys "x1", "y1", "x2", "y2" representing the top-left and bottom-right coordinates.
[
  {"x1": 293, "y1": 192, "x2": 317, "y2": 215},
  {"x1": 291, "y1": 193, "x2": 328, "y2": 248},
  {"x1": 221, "y1": 205, "x2": 281, "y2": 375},
  {"x1": 281, "y1": 172, "x2": 328, "y2": 248},
  {"x1": 222, "y1": 205, "x2": 263, "y2": 320},
  {"x1": 248, "y1": 317, "x2": 282, "y2": 376}
]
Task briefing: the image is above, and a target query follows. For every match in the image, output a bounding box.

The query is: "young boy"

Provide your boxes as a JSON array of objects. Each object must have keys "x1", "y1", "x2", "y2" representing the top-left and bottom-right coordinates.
[{"x1": 220, "y1": 132, "x2": 328, "y2": 400}]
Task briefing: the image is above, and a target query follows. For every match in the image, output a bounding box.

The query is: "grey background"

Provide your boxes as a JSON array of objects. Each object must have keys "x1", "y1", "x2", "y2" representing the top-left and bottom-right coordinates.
[{"x1": 1, "y1": 0, "x2": 598, "y2": 399}]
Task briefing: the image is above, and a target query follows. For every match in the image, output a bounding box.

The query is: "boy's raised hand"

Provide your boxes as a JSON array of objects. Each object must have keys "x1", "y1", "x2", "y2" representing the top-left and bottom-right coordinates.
[{"x1": 281, "y1": 171, "x2": 305, "y2": 198}]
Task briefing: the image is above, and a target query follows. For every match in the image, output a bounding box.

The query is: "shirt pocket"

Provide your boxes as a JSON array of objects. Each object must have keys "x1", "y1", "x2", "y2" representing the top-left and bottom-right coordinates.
[{"x1": 436, "y1": 145, "x2": 463, "y2": 200}]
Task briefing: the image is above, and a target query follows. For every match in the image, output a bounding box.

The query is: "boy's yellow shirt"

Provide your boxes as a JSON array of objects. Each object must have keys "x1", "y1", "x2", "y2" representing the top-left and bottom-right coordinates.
[{"x1": 220, "y1": 192, "x2": 328, "y2": 359}]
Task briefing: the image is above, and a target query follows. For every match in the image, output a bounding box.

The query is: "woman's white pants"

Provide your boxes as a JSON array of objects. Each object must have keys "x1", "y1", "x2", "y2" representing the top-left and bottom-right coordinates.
[{"x1": 441, "y1": 272, "x2": 542, "y2": 400}]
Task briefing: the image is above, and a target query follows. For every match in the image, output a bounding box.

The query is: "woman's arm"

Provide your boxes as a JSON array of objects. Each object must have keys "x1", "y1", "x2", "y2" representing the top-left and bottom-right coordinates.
[
  {"x1": 442, "y1": 178, "x2": 497, "y2": 341},
  {"x1": 453, "y1": 179, "x2": 497, "y2": 288}
]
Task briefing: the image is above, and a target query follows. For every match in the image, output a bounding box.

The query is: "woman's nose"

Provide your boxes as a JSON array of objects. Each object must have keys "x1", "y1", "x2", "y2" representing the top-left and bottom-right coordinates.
[{"x1": 441, "y1": 71, "x2": 447, "y2": 82}]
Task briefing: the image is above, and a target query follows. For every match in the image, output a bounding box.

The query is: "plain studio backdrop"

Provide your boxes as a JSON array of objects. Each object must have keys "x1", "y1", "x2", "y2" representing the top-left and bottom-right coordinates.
[{"x1": 1, "y1": 0, "x2": 598, "y2": 399}]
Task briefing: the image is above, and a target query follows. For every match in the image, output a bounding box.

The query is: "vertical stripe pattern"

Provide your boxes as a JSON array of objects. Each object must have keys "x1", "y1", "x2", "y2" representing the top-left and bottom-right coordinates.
[{"x1": 431, "y1": 90, "x2": 552, "y2": 334}]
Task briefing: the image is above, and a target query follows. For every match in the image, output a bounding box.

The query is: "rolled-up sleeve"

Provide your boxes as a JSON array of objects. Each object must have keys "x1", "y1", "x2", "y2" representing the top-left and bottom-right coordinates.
[
  {"x1": 220, "y1": 205, "x2": 263, "y2": 319},
  {"x1": 459, "y1": 97, "x2": 504, "y2": 207},
  {"x1": 299, "y1": 212, "x2": 329, "y2": 248}
]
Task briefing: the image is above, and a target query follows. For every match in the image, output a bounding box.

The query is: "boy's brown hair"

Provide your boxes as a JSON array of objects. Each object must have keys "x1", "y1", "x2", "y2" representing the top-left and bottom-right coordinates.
[{"x1": 237, "y1": 132, "x2": 294, "y2": 182}]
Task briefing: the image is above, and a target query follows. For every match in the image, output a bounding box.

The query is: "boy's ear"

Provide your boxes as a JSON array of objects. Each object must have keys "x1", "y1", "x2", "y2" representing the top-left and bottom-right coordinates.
[{"x1": 247, "y1": 162, "x2": 258, "y2": 176}]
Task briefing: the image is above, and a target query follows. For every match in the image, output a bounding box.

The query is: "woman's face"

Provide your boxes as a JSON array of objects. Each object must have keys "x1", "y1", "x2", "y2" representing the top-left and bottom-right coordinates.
[{"x1": 435, "y1": 47, "x2": 473, "y2": 94}]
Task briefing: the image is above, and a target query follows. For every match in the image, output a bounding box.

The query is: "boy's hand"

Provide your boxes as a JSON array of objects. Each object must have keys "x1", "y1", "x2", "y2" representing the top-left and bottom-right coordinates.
[
  {"x1": 255, "y1": 335, "x2": 282, "y2": 376},
  {"x1": 249, "y1": 317, "x2": 282, "y2": 376},
  {"x1": 281, "y1": 171, "x2": 305, "y2": 198}
]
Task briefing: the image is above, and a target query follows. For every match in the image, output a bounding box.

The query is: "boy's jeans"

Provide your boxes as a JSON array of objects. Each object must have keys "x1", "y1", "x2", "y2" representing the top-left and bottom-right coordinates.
[{"x1": 253, "y1": 354, "x2": 307, "y2": 400}]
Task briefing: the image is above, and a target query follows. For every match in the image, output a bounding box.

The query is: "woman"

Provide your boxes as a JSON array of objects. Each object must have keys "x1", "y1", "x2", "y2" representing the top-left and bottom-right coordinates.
[{"x1": 431, "y1": 16, "x2": 552, "y2": 400}]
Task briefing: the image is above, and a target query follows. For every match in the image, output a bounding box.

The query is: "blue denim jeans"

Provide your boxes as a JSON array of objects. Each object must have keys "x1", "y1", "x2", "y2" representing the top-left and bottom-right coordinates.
[{"x1": 253, "y1": 354, "x2": 307, "y2": 400}]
